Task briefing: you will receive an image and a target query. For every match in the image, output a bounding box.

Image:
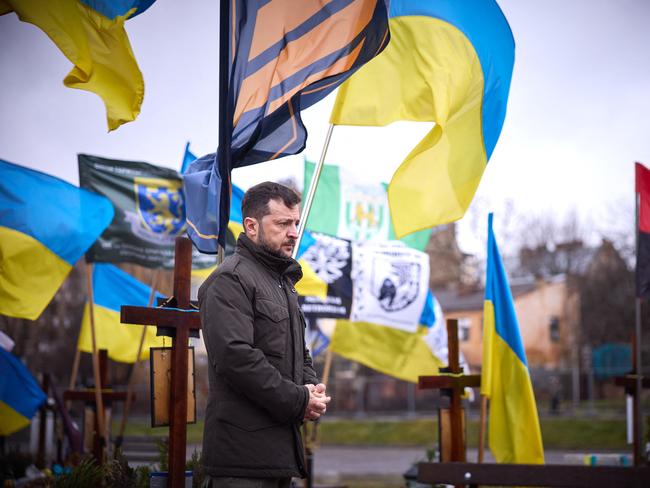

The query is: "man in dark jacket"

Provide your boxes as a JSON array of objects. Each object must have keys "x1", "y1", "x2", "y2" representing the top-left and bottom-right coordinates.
[{"x1": 199, "y1": 181, "x2": 330, "y2": 488}]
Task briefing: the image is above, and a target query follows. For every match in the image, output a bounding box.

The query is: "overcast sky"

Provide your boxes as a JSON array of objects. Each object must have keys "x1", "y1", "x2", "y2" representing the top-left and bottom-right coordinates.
[{"x1": 1, "y1": 0, "x2": 649, "y2": 254}]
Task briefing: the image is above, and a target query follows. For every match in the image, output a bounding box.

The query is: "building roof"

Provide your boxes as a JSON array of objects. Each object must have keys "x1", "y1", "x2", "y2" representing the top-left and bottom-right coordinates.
[{"x1": 433, "y1": 282, "x2": 538, "y2": 312}]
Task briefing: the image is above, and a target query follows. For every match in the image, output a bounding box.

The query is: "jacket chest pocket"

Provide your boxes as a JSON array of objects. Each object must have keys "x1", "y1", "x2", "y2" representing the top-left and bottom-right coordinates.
[{"x1": 253, "y1": 298, "x2": 289, "y2": 358}]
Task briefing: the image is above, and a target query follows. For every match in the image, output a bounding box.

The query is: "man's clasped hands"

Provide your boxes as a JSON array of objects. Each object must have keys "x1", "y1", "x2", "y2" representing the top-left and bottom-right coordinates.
[{"x1": 304, "y1": 383, "x2": 331, "y2": 421}]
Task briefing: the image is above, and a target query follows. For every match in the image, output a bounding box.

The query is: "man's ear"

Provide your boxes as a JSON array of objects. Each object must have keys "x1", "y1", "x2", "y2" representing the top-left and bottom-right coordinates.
[{"x1": 243, "y1": 216, "x2": 258, "y2": 237}]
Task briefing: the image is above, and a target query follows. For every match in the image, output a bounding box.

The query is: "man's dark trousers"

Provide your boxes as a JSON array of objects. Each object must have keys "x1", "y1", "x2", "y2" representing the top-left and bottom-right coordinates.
[{"x1": 203, "y1": 476, "x2": 291, "y2": 488}]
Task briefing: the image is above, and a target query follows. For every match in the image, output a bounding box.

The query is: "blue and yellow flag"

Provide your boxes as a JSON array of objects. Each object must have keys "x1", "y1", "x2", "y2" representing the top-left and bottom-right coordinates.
[
  {"x1": 481, "y1": 213, "x2": 544, "y2": 464},
  {"x1": 180, "y1": 142, "x2": 196, "y2": 175},
  {"x1": 0, "y1": 0, "x2": 155, "y2": 131},
  {"x1": 331, "y1": 0, "x2": 515, "y2": 238},
  {"x1": 0, "y1": 348, "x2": 47, "y2": 436},
  {"x1": 0, "y1": 159, "x2": 114, "y2": 320},
  {"x1": 184, "y1": 0, "x2": 390, "y2": 252},
  {"x1": 78, "y1": 263, "x2": 165, "y2": 363}
]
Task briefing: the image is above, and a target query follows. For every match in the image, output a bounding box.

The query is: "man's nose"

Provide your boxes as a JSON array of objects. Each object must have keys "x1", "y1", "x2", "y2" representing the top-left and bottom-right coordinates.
[{"x1": 287, "y1": 222, "x2": 299, "y2": 238}]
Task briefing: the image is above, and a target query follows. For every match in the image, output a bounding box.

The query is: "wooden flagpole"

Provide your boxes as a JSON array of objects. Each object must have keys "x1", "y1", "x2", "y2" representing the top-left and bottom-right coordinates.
[
  {"x1": 478, "y1": 395, "x2": 488, "y2": 463},
  {"x1": 321, "y1": 348, "x2": 334, "y2": 388},
  {"x1": 67, "y1": 348, "x2": 81, "y2": 408},
  {"x1": 115, "y1": 269, "x2": 160, "y2": 449},
  {"x1": 84, "y1": 262, "x2": 107, "y2": 461},
  {"x1": 292, "y1": 124, "x2": 335, "y2": 259},
  {"x1": 310, "y1": 347, "x2": 334, "y2": 441},
  {"x1": 303, "y1": 345, "x2": 334, "y2": 488}
]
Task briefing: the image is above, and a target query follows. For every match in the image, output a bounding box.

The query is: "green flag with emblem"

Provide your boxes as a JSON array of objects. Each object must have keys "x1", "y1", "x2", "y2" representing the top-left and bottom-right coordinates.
[
  {"x1": 303, "y1": 160, "x2": 431, "y2": 251},
  {"x1": 78, "y1": 154, "x2": 215, "y2": 269}
]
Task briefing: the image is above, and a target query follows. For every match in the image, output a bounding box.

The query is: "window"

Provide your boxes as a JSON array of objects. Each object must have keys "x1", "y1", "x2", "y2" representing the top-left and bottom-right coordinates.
[
  {"x1": 458, "y1": 317, "x2": 471, "y2": 342},
  {"x1": 549, "y1": 316, "x2": 560, "y2": 342}
]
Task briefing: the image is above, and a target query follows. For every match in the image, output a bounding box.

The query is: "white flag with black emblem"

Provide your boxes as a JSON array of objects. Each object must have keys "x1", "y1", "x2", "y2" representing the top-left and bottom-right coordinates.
[{"x1": 350, "y1": 241, "x2": 430, "y2": 331}]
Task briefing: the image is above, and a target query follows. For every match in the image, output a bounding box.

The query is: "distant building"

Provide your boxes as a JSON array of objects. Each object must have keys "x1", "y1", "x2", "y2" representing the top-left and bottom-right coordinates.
[
  {"x1": 434, "y1": 277, "x2": 579, "y2": 370},
  {"x1": 425, "y1": 226, "x2": 632, "y2": 373}
]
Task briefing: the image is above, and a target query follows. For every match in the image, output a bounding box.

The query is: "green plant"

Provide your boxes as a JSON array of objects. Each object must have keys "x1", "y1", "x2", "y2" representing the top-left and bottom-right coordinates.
[
  {"x1": 423, "y1": 447, "x2": 438, "y2": 463},
  {"x1": 104, "y1": 449, "x2": 136, "y2": 487},
  {"x1": 133, "y1": 465, "x2": 152, "y2": 488},
  {"x1": 186, "y1": 449, "x2": 204, "y2": 488},
  {"x1": 53, "y1": 457, "x2": 103, "y2": 488},
  {"x1": 156, "y1": 438, "x2": 169, "y2": 472}
]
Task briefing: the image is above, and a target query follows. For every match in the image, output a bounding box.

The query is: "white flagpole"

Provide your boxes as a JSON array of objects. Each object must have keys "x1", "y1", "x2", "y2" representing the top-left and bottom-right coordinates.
[{"x1": 292, "y1": 124, "x2": 335, "y2": 259}]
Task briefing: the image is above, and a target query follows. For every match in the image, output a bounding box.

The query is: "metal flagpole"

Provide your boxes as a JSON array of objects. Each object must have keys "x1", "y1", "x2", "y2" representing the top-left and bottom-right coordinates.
[
  {"x1": 115, "y1": 269, "x2": 161, "y2": 450},
  {"x1": 295, "y1": 124, "x2": 335, "y2": 488},
  {"x1": 292, "y1": 124, "x2": 335, "y2": 259},
  {"x1": 218, "y1": 0, "x2": 232, "y2": 264},
  {"x1": 84, "y1": 262, "x2": 107, "y2": 462},
  {"x1": 634, "y1": 178, "x2": 643, "y2": 465}
]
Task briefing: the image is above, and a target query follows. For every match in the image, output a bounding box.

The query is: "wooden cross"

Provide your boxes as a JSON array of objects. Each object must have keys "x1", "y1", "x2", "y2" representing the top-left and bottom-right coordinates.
[
  {"x1": 121, "y1": 237, "x2": 201, "y2": 488},
  {"x1": 63, "y1": 349, "x2": 132, "y2": 463},
  {"x1": 418, "y1": 319, "x2": 481, "y2": 463}
]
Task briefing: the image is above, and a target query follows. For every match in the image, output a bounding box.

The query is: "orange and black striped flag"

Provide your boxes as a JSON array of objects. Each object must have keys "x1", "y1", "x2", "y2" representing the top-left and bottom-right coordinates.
[
  {"x1": 636, "y1": 162, "x2": 650, "y2": 299},
  {"x1": 184, "y1": 0, "x2": 390, "y2": 253}
]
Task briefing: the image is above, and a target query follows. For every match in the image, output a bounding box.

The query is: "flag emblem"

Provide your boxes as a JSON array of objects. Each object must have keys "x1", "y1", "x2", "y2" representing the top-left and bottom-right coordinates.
[
  {"x1": 302, "y1": 235, "x2": 351, "y2": 284},
  {"x1": 131, "y1": 177, "x2": 185, "y2": 244},
  {"x1": 376, "y1": 261, "x2": 422, "y2": 312},
  {"x1": 351, "y1": 242, "x2": 429, "y2": 332},
  {"x1": 344, "y1": 190, "x2": 386, "y2": 241}
]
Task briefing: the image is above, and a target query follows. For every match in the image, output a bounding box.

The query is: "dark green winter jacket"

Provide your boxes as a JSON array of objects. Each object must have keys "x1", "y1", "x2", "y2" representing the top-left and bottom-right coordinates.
[{"x1": 199, "y1": 234, "x2": 319, "y2": 478}]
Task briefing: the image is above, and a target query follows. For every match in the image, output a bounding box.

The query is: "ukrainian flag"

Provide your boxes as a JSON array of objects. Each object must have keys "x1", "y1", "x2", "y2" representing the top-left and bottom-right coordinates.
[
  {"x1": 0, "y1": 348, "x2": 47, "y2": 436},
  {"x1": 77, "y1": 263, "x2": 165, "y2": 363},
  {"x1": 481, "y1": 213, "x2": 544, "y2": 464},
  {"x1": 331, "y1": 0, "x2": 515, "y2": 238},
  {"x1": 0, "y1": 159, "x2": 114, "y2": 320},
  {"x1": 1, "y1": 0, "x2": 155, "y2": 131}
]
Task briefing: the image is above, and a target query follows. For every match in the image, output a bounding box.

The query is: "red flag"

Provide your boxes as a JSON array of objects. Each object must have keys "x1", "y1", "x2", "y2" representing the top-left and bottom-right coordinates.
[{"x1": 636, "y1": 162, "x2": 650, "y2": 298}]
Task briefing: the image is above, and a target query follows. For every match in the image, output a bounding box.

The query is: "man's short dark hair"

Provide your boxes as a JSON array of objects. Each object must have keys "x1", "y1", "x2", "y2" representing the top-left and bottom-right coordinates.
[{"x1": 242, "y1": 181, "x2": 301, "y2": 221}]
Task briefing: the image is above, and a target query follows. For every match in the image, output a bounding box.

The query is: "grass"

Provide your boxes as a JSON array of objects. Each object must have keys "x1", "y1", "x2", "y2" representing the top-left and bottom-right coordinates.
[
  {"x1": 117, "y1": 416, "x2": 629, "y2": 450},
  {"x1": 318, "y1": 417, "x2": 627, "y2": 450},
  {"x1": 322, "y1": 477, "x2": 404, "y2": 488}
]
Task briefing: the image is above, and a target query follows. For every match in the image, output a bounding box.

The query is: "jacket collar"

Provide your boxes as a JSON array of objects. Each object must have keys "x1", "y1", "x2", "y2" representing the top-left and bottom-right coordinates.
[{"x1": 236, "y1": 233, "x2": 303, "y2": 283}]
